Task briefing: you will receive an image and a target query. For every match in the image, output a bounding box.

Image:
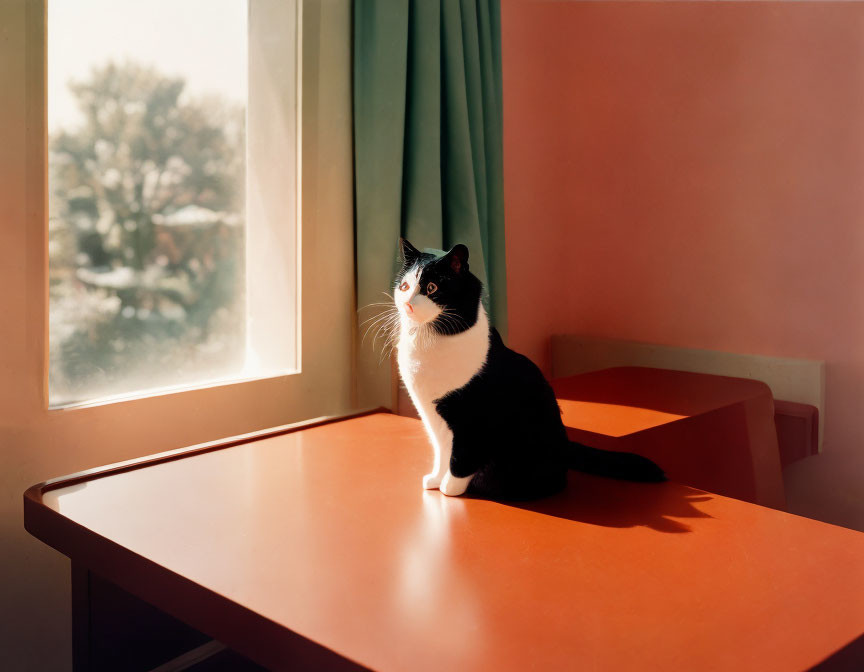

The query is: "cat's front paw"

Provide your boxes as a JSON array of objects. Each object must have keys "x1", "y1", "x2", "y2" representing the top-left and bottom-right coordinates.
[
  {"x1": 422, "y1": 473, "x2": 442, "y2": 490},
  {"x1": 440, "y1": 472, "x2": 472, "y2": 497}
]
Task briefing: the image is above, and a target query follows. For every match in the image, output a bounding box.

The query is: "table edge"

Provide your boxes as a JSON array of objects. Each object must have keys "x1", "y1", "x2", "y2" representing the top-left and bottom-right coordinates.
[
  {"x1": 22, "y1": 407, "x2": 392, "y2": 671},
  {"x1": 24, "y1": 407, "x2": 391, "y2": 502}
]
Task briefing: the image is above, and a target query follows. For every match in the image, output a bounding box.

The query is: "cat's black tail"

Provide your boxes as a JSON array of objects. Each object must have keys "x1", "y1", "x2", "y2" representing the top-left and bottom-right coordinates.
[{"x1": 565, "y1": 441, "x2": 666, "y2": 482}]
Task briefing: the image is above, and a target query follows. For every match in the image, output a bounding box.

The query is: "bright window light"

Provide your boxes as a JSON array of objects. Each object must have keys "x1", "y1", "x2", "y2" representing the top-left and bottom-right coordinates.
[{"x1": 48, "y1": 0, "x2": 298, "y2": 407}]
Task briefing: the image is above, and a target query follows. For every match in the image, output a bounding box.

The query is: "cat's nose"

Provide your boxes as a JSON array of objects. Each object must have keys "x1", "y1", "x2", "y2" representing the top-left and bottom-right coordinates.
[{"x1": 404, "y1": 302, "x2": 414, "y2": 314}]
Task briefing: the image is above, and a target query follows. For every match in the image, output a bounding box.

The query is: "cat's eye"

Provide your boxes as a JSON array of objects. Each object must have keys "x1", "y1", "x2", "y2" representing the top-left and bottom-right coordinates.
[
  {"x1": 426, "y1": 282, "x2": 438, "y2": 295},
  {"x1": 399, "y1": 281, "x2": 410, "y2": 292}
]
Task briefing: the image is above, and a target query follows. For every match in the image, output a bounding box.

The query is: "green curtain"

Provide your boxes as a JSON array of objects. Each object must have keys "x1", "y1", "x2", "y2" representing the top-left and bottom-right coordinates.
[{"x1": 354, "y1": 0, "x2": 508, "y2": 360}]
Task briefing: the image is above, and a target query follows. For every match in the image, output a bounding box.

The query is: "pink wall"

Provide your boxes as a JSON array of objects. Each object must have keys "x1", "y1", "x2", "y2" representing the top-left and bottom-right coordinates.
[{"x1": 502, "y1": 1, "x2": 864, "y2": 529}]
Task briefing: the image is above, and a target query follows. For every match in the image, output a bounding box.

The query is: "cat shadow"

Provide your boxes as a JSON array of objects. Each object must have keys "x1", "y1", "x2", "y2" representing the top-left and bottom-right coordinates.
[{"x1": 494, "y1": 472, "x2": 714, "y2": 533}]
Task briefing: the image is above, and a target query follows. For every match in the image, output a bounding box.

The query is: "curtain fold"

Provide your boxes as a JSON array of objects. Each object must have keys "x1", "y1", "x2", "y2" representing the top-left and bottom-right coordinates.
[{"x1": 354, "y1": 0, "x2": 507, "y2": 406}]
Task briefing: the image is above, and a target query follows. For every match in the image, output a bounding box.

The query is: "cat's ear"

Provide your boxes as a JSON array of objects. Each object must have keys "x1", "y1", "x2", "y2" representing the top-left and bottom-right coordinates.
[
  {"x1": 444, "y1": 244, "x2": 469, "y2": 274},
  {"x1": 399, "y1": 238, "x2": 421, "y2": 264}
]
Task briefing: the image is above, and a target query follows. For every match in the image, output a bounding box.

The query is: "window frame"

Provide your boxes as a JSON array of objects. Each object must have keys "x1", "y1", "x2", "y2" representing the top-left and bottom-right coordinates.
[
  {"x1": 47, "y1": 0, "x2": 301, "y2": 408},
  {"x1": 6, "y1": 0, "x2": 357, "y2": 467}
]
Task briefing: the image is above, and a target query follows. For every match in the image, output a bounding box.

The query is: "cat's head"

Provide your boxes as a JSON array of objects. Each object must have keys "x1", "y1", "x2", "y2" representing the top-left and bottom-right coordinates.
[{"x1": 394, "y1": 238, "x2": 483, "y2": 335}]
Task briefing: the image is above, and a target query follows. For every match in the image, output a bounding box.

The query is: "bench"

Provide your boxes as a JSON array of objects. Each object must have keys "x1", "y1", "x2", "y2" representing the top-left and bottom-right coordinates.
[{"x1": 553, "y1": 366, "x2": 786, "y2": 509}]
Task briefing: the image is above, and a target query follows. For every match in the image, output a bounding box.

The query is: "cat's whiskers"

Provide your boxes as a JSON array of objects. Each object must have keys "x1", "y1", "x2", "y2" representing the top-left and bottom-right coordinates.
[
  {"x1": 421, "y1": 320, "x2": 438, "y2": 350},
  {"x1": 361, "y1": 296, "x2": 414, "y2": 365},
  {"x1": 359, "y1": 303, "x2": 400, "y2": 349},
  {"x1": 432, "y1": 308, "x2": 469, "y2": 337},
  {"x1": 363, "y1": 301, "x2": 473, "y2": 363},
  {"x1": 359, "y1": 311, "x2": 394, "y2": 339},
  {"x1": 380, "y1": 324, "x2": 403, "y2": 364},
  {"x1": 362, "y1": 289, "x2": 476, "y2": 365},
  {"x1": 359, "y1": 310, "x2": 393, "y2": 328},
  {"x1": 372, "y1": 314, "x2": 401, "y2": 349}
]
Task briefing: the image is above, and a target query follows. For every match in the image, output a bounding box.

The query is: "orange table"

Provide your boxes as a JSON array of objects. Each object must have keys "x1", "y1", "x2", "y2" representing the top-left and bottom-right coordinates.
[
  {"x1": 24, "y1": 412, "x2": 864, "y2": 671},
  {"x1": 553, "y1": 367, "x2": 786, "y2": 509}
]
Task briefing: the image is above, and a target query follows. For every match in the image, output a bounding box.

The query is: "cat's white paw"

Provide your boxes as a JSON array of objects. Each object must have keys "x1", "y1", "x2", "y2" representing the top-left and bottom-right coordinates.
[
  {"x1": 422, "y1": 473, "x2": 442, "y2": 490},
  {"x1": 440, "y1": 472, "x2": 472, "y2": 497}
]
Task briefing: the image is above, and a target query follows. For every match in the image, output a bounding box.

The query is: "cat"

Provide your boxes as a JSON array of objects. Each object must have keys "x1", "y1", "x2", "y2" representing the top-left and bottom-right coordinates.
[{"x1": 392, "y1": 238, "x2": 665, "y2": 500}]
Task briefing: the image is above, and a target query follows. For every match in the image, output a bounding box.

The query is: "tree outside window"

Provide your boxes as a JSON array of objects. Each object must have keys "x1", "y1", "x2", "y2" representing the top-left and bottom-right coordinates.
[{"x1": 49, "y1": 62, "x2": 246, "y2": 405}]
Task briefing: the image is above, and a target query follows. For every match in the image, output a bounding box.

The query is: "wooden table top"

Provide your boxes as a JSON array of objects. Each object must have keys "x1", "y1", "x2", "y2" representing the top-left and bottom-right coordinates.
[{"x1": 24, "y1": 411, "x2": 864, "y2": 671}]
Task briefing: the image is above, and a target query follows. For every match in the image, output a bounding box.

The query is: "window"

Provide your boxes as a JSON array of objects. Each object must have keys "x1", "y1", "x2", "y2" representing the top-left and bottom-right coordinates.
[{"x1": 48, "y1": 0, "x2": 298, "y2": 407}]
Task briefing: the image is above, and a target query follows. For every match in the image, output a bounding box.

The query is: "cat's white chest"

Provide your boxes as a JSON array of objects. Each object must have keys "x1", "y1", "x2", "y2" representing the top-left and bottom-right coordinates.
[{"x1": 398, "y1": 307, "x2": 490, "y2": 405}]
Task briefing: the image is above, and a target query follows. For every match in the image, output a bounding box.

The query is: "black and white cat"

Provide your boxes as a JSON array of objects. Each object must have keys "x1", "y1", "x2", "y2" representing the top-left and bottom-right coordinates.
[{"x1": 393, "y1": 238, "x2": 665, "y2": 500}]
